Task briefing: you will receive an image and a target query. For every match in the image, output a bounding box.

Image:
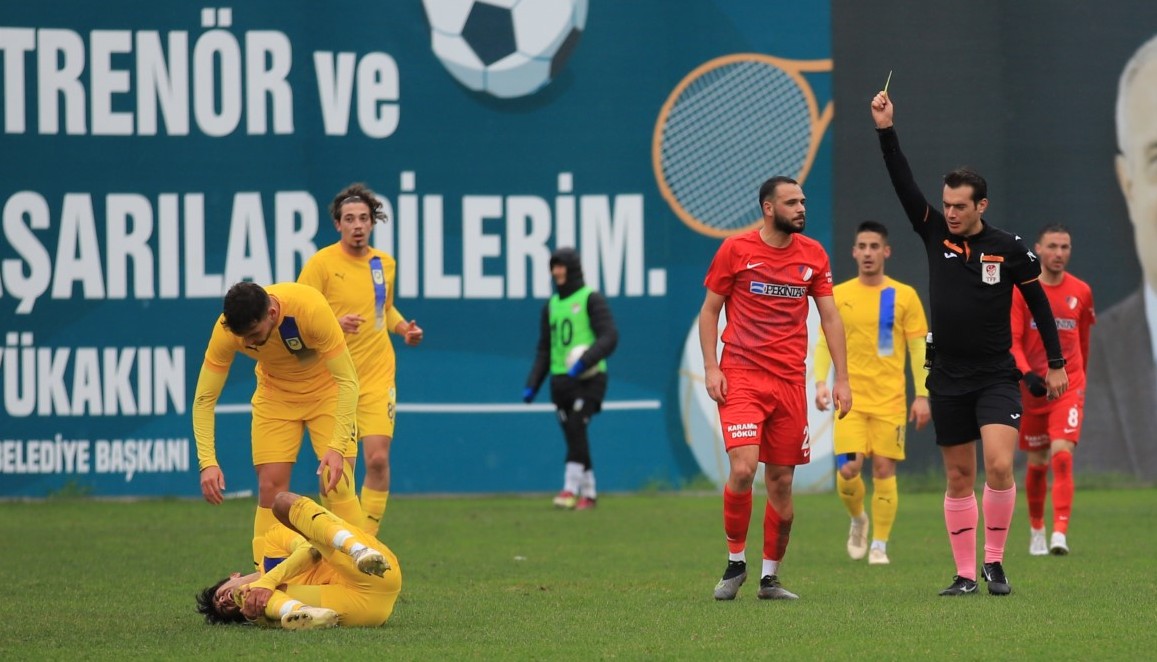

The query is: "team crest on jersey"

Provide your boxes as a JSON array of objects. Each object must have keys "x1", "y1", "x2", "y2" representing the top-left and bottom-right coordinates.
[
  {"x1": 286, "y1": 338, "x2": 303, "y2": 351},
  {"x1": 982, "y1": 263, "x2": 1000, "y2": 284},
  {"x1": 572, "y1": 303, "x2": 582, "y2": 314},
  {"x1": 1066, "y1": 295, "x2": 1078, "y2": 310},
  {"x1": 372, "y1": 270, "x2": 384, "y2": 285},
  {"x1": 797, "y1": 265, "x2": 814, "y2": 281}
]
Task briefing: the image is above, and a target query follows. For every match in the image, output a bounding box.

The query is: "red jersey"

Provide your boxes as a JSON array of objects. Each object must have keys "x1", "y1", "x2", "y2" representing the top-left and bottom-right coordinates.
[
  {"x1": 704, "y1": 229, "x2": 833, "y2": 384},
  {"x1": 1011, "y1": 272, "x2": 1095, "y2": 407}
]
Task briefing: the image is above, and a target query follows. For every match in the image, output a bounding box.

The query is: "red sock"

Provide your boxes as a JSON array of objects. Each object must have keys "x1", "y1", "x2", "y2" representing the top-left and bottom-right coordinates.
[
  {"x1": 1051, "y1": 452, "x2": 1073, "y2": 534},
  {"x1": 982, "y1": 483, "x2": 1016, "y2": 564},
  {"x1": 723, "y1": 485, "x2": 752, "y2": 554},
  {"x1": 944, "y1": 493, "x2": 977, "y2": 580},
  {"x1": 762, "y1": 501, "x2": 793, "y2": 562},
  {"x1": 1025, "y1": 464, "x2": 1048, "y2": 530}
]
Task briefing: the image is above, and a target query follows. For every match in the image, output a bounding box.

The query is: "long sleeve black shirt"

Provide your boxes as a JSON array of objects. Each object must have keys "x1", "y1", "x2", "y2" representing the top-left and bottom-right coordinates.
[{"x1": 877, "y1": 127, "x2": 1063, "y2": 385}]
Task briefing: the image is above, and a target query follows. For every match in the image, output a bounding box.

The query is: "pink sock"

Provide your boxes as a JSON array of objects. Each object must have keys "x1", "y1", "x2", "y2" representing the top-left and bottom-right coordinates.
[
  {"x1": 944, "y1": 493, "x2": 978, "y2": 580},
  {"x1": 982, "y1": 483, "x2": 1016, "y2": 564}
]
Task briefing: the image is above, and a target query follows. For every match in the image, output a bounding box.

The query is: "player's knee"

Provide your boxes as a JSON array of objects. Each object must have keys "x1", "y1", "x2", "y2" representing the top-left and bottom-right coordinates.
[
  {"x1": 728, "y1": 466, "x2": 757, "y2": 490},
  {"x1": 838, "y1": 463, "x2": 860, "y2": 481},
  {"x1": 272, "y1": 491, "x2": 299, "y2": 521},
  {"x1": 364, "y1": 449, "x2": 389, "y2": 477}
]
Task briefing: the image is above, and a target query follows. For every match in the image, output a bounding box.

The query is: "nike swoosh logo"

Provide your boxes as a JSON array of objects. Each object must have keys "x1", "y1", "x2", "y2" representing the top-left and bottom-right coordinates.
[
  {"x1": 985, "y1": 526, "x2": 1008, "y2": 532},
  {"x1": 1063, "y1": 428, "x2": 1077, "y2": 434},
  {"x1": 746, "y1": 262, "x2": 763, "y2": 269},
  {"x1": 943, "y1": 252, "x2": 959, "y2": 259},
  {"x1": 950, "y1": 527, "x2": 974, "y2": 535}
]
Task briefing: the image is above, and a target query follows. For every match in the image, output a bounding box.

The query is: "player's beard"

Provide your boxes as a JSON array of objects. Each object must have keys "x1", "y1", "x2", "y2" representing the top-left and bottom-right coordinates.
[{"x1": 773, "y1": 211, "x2": 805, "y2": 234}]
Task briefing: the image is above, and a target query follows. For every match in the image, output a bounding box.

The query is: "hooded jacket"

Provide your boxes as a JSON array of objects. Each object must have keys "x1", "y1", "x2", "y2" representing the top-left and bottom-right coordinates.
[{"x1": 524, "y1": 248, "x2": 619, "y2": 393}]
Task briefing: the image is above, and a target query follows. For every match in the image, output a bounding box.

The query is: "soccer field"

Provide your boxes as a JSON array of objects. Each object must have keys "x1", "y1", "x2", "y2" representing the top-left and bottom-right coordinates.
[{"x1": 3, "y1": 488, "x2": 1153, "y2": 660}]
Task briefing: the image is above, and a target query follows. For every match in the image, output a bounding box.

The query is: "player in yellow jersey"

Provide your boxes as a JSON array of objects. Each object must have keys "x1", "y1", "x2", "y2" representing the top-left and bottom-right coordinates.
[
  {"x1": 192, "y1": 281, "x2": 363, "y2": 571},
  {"x1": 298, "y1": 183, "x2": 424, "y2": 536},
  {"x1": 814, "y1": 221, "x2": 930, "y2": 565},
  {"x1": 195, "y1": 490, "x2": 402, "y2": 629}
]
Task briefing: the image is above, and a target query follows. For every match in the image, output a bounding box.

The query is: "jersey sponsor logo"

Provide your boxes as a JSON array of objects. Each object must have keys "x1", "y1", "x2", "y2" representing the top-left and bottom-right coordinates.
[
  {"x1": 1029, "y1": 318, "x2": 1077, "y2": 331},
  {"x1": 726, "y1": 422, "x2": 758, "y2": 439},
  {"x1": 749, "y1": 282, "x2": 806, "y2": 298},
  {"x1": 745, "y1": 261, "x2": 764, "y2": 270}
]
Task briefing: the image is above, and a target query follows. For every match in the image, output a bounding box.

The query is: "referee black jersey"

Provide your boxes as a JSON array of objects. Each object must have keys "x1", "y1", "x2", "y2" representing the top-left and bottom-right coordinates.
[{"x1": 877, "y1": 127, "x2": 1062, "y2": 384}]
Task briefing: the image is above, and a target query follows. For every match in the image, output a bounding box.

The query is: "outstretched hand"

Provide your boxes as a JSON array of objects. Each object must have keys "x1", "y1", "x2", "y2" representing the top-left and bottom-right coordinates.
[{"x1": 870, "y1": 91, "x2": 893, "y2": 129}]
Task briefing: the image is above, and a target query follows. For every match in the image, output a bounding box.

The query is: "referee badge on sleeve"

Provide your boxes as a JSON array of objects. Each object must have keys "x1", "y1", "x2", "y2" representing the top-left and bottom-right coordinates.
[{"x1": 980, "y1": 254, "x2": 1003, "y2": 285}]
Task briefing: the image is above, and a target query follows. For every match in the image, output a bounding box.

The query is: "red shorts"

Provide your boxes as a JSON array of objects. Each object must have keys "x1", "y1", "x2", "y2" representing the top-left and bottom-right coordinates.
[
  {"x1": 716, "y1": 370, "x2": 810, "y2": 466},
  {"x1": 1019, "y1": 387, "x2": 1085, "y2": 451}
]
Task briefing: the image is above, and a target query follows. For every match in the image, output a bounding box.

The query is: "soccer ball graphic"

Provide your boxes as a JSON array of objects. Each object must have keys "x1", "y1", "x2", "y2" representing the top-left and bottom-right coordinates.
[{"x1": 422, "y1": 0, "x2": 588, "y2": 99}]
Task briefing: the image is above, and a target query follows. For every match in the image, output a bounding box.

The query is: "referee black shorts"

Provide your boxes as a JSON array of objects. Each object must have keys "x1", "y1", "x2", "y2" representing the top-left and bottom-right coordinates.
[{"x1": 929, "y1": 380, "x2": 1022, "y2": 447}]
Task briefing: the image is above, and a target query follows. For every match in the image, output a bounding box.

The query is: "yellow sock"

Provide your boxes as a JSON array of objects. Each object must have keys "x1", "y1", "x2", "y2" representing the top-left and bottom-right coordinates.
[
  {"x1": 288, "y1": 494, "x2": 367, "y2": 555},
  {"x1": 836, "y1": 473, "x2": 866, "y2": 518},
  {"x1": 252, "y1": 506, "x2": 278, "y2": 571},
  {"x1": 360, "y1": 487, "x2": 389, "y2": 537},
  {"x1": 871, "y1": 475, "x2": 899, "y2": 542},
  {"x1": 321, "y1": 460, "x2": 365, "y2": 533}
]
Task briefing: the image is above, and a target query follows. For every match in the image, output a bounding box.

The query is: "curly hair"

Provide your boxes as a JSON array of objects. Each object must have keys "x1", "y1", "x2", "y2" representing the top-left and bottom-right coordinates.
[{"x1": 330, "y1": 183, "x2": 388, "y2": 223}]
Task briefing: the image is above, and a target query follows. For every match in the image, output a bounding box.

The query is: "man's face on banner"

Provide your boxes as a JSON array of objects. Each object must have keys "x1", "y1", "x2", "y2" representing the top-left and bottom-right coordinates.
[{"x1": 1117, "y1": 55, "x2": 1157, "y2": 292}]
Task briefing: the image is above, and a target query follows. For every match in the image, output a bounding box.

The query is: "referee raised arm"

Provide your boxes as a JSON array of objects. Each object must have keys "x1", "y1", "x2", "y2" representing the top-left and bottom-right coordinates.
[{"x1": 869, "y1": 90, "x2": 1067, "y2": 598}]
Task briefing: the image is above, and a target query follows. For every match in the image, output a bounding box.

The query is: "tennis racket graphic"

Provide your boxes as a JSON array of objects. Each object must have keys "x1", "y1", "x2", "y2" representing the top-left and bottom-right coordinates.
[{"x1": 653, "y1": 54, "x2": 833, "y2": 237}]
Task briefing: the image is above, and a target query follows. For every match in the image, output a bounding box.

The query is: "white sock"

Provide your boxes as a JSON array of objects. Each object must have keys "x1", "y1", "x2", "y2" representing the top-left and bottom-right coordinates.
[
  {"x1": 563, "y1": 462, "x2": 583, "y2": 494},
  {"x1": 728, "y1": 551, "x2": 746, "y2": 563},
  {"x1": 279, "y1": 600, "x2": 304, "y2": 617},
  {"x1": 762, "y1": 559, "x2": 780, "y2": 578},
  {"x1": 581, "y1": 469, "x2": 597, "y2": 499},
  {"x1": 871, "y1": 540, "x2": 887, "y2": 552}
]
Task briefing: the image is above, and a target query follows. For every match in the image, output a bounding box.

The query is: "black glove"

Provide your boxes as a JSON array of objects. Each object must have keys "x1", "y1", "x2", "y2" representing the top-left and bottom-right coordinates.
[{"x1": 1021, "y1": 372, "x2": 1047, "y2": 398}]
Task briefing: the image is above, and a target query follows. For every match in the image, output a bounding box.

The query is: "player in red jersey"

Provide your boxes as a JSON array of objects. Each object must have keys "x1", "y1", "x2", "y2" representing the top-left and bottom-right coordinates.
[
  {"x1": 700, "y1": 175, "x2": 852, "y2": 601},
  {"x1": 1011, "y1": 224, "x2": 1095, "y2": 556}
]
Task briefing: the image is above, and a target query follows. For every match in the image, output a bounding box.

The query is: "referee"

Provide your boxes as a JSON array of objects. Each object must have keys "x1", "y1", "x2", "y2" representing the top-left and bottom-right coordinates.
[{"x1": 870, "y1": 91, "x2": 1068, "y2": 597}]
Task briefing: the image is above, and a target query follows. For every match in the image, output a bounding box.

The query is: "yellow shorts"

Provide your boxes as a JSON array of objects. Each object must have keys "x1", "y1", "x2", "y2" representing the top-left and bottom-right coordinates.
[
  {"x1": 833, "y1": 409, "x2": 907, "y2": 461},
  {"x1": 356, "y1": 383, "x2": 397, "y2": 439},
  {"x1": 251, "y1": 391, "x2": 340, "y2": 465}
]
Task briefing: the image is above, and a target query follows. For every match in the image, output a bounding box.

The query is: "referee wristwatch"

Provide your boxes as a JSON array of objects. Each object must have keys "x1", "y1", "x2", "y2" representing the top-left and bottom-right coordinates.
[{"x1": 1047, "y1": 358, "x2": 1066, "y2": 370}]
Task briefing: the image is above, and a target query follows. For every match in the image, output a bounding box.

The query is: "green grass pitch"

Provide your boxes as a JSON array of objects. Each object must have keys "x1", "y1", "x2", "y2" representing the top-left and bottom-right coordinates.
[{"x1": 2, "y1": 487, "x2": 1154, "y2": 660}]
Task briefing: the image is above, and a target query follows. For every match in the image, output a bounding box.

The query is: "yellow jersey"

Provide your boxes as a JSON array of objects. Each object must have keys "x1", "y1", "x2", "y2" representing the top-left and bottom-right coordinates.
[
  {"x1": 298, "y1": 244, "x2": 404, "y2": 389},
  {"x1": 816, "y1": 276, "x2": 928, "y2": 416},
  {"x1": 202, "y1": 282, "x2": 350, "y2": 398}
]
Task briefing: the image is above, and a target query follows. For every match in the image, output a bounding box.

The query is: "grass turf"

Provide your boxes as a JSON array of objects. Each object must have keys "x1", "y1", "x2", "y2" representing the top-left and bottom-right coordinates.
[{"x1": 2, "y1": 487, "x2": 1154, "y2": 660}]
